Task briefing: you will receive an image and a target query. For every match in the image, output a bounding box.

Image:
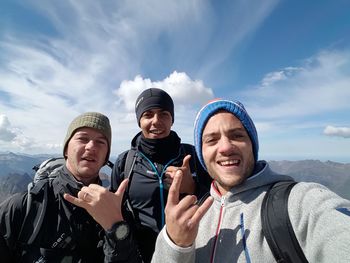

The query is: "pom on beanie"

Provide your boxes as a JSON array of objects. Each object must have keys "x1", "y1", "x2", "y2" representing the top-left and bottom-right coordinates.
[
  {"x1": 194, "y1": 99, "x2": 258, "y2": 170},
  {"x1": 63, "y1": 112, "x2": 112, "y2": 163},
  {"x1": 135, "y1": 88, "x2": 174, "y2": 126}
]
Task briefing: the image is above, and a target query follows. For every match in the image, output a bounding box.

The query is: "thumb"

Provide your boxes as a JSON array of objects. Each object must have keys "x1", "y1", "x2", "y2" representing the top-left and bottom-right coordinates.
[
  {"x1": 115, "y1": 178, "x2": 129, "y2": 198},
  {"x1": 182, "y1": 154, "x2": 191, "y2": 169}
]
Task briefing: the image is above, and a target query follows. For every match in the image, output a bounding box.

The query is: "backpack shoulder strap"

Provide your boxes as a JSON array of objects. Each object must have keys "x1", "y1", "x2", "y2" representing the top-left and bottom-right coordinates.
[
  {"x1": 18, "y1": 179, "x2": 51, "y2": 245},
  {"x1": 117, "y1": 149, "x2": 140, "y2": 228},
  {"x1": 124, "y1": 149, "x2": 138, "y2": 180},
  {"x1": 261, "y1": 181, "x2": 309, "y2": 263}
]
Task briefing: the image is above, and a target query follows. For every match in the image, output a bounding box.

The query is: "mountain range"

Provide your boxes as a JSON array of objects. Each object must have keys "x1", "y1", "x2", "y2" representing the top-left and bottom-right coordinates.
[{"x1": 0, "y1": 152, "x2": 349, "y2": 203}]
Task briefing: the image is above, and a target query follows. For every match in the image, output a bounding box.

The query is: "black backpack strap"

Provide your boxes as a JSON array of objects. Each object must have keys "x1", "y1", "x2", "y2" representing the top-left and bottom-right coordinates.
[
  {"x1": 261, "y1": 181, "x2": 308, "y2": 263},
  {"x1": 123, "y1": 148, "x2": 138, "y2": 205},
  {"x1": 18, "y1": 179, "x2": 50, "y2": 245},
  {"x1": 118, "y1": 149, "x2": 141, "y2": 229},
  {"x1": 106, "y1": 160, "x2": 114, "y2": 169},
  {"x1": 124, "y1": 149, "x2": 137, "y2": 181}
]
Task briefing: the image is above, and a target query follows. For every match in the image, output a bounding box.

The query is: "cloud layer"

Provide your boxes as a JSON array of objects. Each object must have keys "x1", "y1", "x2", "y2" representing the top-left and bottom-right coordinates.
[{"x1": 0, "y1": 1, "x2": 349, "y2": 162}]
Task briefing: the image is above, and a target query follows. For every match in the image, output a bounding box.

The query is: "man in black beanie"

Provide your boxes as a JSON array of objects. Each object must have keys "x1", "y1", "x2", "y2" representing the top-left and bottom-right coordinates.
[
  {"x1": 135, "y1": 88, "x2": 174, "y2": 126},
  {"x1": 111, "y1": 88, "x2": 211, "y2": 263}
]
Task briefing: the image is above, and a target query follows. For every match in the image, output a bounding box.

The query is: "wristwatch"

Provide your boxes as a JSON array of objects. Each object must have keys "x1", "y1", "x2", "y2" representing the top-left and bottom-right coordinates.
[{"x1": 106, "y1": 221, "x2": 130, "y2": 241}]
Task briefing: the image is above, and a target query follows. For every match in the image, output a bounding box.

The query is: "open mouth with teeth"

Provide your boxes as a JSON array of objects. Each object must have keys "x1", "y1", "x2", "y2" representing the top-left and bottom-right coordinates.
[
  {"x1": 218, "y1": 159, "x2": 240, "y2": 166},
  {"x1": 149, "y1": 129, "x2": 164, "y2": 134}
]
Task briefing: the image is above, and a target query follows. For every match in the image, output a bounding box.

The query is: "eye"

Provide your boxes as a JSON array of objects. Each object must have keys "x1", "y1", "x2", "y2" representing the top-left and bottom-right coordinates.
[
  {"x1": 76, "y1": 136, "x2": 89, "y2": 143},
  {"x1": 203, "y1": 136, "x2": 218, "y2": 145},
  {"x1": 142, "y1": 112, "x2": 153, "y2": 118},
  {"x1": 96, "y1": 139, "x2": 107, "y2": 145},
  {"x1": 160, "y1": 111, "x2": 171, "y2": 117},
  {"x1": 229, "y1": 131, "x2": 248, "y2": 141}
]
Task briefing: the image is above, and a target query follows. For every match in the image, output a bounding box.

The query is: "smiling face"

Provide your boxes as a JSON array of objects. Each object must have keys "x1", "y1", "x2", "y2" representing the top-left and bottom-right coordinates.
[
  {"x1": 139, "y1": 108, "x2": 173, "y2": 139},
  {"x1": 202, "y1": 111, "x2": 255, "y2": 195},
  {"x1": 65, "y1": 127, "x2": 108, "y2": 185}
]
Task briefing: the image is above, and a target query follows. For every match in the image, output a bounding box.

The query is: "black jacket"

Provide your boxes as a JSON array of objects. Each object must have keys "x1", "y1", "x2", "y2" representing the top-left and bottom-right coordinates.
[
  {"x1": 0, "y1": 165, "x2": 142, "y2": 263},
  {"x1": 111, "y1": 131, "x2": 211, "y2": 263}
]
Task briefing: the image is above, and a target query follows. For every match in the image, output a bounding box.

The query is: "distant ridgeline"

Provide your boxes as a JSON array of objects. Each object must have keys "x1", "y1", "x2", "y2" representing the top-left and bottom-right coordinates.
[
  {"x1": 269, "y1": 160, "x2": 350, "y2": 200},
  {"x1": 0, "y1": 153, "x2": 349, "y2": 203}
]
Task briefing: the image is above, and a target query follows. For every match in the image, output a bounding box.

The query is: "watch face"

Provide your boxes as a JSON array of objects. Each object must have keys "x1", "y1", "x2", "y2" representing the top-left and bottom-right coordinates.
[{"x1": 116, "y1": 223, "x2": 129, "y2": 240}]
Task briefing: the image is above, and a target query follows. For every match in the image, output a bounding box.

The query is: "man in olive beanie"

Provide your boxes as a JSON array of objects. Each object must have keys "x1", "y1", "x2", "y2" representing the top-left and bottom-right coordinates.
[
  {"x1": 0, "y1": 111, "x2": 144, "y2": 262},
  {"x1": 63, "y1": 112, "x2": 112, "y2": 164}
]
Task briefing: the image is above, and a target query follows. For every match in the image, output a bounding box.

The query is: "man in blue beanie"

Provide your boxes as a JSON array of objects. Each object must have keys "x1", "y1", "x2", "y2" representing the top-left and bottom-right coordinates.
[{"x1": 151, "y1": 99, "x2": 350, "y2": 263}]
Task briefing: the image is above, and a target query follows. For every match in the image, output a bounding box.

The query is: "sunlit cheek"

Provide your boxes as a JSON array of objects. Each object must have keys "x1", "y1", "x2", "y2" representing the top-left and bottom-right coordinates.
[{"x1": 202, "y1": 146, "x2": 213, "y2": 165}]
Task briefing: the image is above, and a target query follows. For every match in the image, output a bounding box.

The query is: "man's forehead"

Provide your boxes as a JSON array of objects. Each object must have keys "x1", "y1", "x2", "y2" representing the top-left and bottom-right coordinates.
[
  {"x1": 206, "y1": 111, "x2": 241, "y2": 124},
  {"x1": 73, "y1": 127, "x2": 107, "y2": 138},
  {"x1": 203, "y1": 112, "x2": 242, "y2": 132},
  {"x1": 144, "y1": 108, "x2": 170, "y2": 113}
]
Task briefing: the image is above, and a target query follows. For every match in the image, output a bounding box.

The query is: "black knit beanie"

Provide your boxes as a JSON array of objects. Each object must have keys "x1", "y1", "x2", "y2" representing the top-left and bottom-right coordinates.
[{"x1": 135, "y1": 88, "x2": 174, "y2": 126}]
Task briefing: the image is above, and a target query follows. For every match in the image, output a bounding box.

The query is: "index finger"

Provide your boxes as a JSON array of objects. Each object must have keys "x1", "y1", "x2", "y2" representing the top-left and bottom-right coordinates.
[
  {"x1": 167, "y1": 169, "x2": 183, "y2": 206},
  {"x1": 63, "y1": 193, "x2": 86, "y2": 209}
]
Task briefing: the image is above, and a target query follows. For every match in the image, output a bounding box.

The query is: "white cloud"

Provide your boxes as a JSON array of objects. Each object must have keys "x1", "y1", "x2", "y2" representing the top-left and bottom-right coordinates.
[
  {"x1": 0, "y1": 114, "x2": 62, "y2": 153},
  {"x1": 114, "y1": 71, "x2": 213, "y2": 111},
  {"x1": 323, "y1": 126, "x2": 350, "y2": 138},
  {"x1": 247, "y1": 49, "x2": 350, "y2": 121},
  {"x1": 0, "y1": 115, "x2": 17, "y2": 141},
  {"x1": 260, "y1": 67, "x2": 302, "y2": 87}
]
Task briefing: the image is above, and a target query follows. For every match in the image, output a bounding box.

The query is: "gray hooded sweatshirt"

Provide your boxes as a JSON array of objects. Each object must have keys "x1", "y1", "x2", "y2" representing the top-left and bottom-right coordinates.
[{"x1": 151, "y1": 161, "x2": 350, "y2": 263}]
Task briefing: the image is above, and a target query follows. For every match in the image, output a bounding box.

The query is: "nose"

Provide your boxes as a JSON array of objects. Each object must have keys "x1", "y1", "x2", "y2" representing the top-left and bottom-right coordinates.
[
  {"x1": 217, "y1": 136, "x2": 234, "y2": 155},
  {"x1": 151, "y1": 113, "x2": 160, "y2": 124},
  {"x1": 85, "y1": 140, "x2": 96, "y2": 151}
]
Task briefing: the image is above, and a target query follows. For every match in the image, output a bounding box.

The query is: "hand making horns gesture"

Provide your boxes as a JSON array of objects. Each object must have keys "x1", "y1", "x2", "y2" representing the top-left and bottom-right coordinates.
[
  {"x1": 165, "y1": 169, "x2": 213, "y2": 247},
  {"x1": 165, "y1": 154, "x2": 195, "y2": 194},
  {"x1": 64, "y1": 179, "x2": 129, "y2": 230}
]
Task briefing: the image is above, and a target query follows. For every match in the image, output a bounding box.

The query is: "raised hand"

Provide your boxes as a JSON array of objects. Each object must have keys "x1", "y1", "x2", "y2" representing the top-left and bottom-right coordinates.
[
  {"x1": 165, "y1": 154, "x2": 195, "y2": 194},
  {"x1": 64, "y1": 179, "x2": 129, "y2": 230},
  {"x1": 165, "y1": 170, "x2": 213, "y2": 247}
]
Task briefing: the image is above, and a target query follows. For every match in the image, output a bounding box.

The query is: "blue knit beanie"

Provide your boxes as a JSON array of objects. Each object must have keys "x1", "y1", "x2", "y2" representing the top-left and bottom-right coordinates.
[{"x1": 194, "y1": 99, "x2": 259, "y2": 170}]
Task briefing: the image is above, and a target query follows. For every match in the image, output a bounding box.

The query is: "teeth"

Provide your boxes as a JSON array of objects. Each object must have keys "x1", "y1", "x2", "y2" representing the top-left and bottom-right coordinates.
[
  {"x1": 220, "y1": 160, "x2": 239, "y2": 166},
  {"x1": 150, "y1": 130, "x2": 162, "y2": 134}
]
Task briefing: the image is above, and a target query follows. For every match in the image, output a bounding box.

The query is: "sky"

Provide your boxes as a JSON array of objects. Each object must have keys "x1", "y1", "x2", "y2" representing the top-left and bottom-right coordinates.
[{"x1": 0, "y1": 0, "x2": 350, "y2": 163}]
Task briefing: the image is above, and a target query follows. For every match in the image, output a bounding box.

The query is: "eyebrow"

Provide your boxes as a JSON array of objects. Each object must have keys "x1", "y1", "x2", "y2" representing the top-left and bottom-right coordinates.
[
  {"x1": 203, "y1": 127, "x2": 246, "y2": 138},
  {"x1": 74, "y1": 131, "x2": 107, "y2": 140},
  {"x1": 204, "y1": 126, "x2": 244, "y2": 134}
]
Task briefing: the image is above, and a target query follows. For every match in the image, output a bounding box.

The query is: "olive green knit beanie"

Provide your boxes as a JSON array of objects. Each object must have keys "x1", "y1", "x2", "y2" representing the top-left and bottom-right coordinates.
[{"x1": 63, "y1": 112, "x2": 112, "y2": 163}]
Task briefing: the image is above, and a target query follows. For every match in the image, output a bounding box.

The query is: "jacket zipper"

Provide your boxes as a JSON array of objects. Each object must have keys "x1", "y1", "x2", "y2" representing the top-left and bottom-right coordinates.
[
  {"x1": 210, "y1": 196, "x2": 225, "y2": 263},
  {"x1": 138, "y1": 151, "x2": 176, "y2": 227}
]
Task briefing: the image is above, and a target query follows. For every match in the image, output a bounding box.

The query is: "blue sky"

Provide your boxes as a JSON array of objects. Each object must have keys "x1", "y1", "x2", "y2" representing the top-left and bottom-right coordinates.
[{"x1": 0, "y1": 0, "x2": 349, "y2": 163}]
